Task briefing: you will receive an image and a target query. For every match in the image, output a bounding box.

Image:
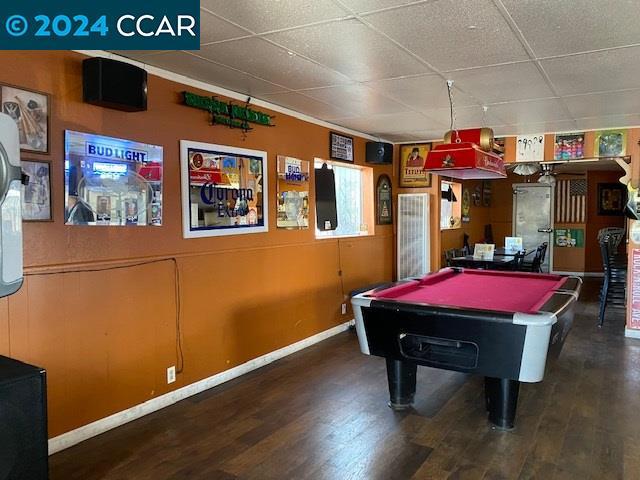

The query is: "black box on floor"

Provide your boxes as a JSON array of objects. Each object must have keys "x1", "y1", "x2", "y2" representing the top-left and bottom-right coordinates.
[{"x1": 0, "y1": 356, "x2": 48, "y2": 480}]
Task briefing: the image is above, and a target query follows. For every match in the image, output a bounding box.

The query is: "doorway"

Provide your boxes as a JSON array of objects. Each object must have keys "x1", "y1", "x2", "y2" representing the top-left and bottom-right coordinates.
[{"x1": 512, "y1": 183, "x2": 553, "y2": 272}]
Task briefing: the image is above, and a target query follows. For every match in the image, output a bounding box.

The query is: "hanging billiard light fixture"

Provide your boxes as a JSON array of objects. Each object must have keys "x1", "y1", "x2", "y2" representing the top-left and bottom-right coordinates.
[{"x1": 424, "y1": 81, "x2": 507, "y2": 180}]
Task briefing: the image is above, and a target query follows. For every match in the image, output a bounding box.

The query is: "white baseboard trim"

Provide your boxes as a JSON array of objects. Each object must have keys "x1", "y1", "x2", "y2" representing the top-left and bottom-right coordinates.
[
  {"x1": 625, "y1": 328, "x2": 640, "y2": 339},
  {"x1": 48, "y1": 319, "x2": 354, "y2": 455}
]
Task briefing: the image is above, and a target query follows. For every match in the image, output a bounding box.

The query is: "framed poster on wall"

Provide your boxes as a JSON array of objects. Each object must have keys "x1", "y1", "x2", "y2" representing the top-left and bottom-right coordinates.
[
  {"x1": 399, "y1": 143, "x2": 431, "y2": 188},
  {"x1": 21, "y1": 159, "x2": 51, "y2": 221},
  {"x1": 516, "y1": 134, "x2": 545, "y2": 162},
  {"x1": 180, "y1": 141, "x2": 268, "y2": 238},
  {"x1": 277, "y1": 155, "x2": 309, "y2": 229},
  {"x1": 0, "y1": 84, "x2": 49, "y2": 154}
]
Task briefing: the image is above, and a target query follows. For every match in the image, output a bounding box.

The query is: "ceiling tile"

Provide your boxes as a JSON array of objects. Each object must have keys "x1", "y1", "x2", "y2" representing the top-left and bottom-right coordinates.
[
  {"x1": 502, "y1": 0, "x2": 640, "y2": 57},
  {"x1": 364, "y1": 74, "x2": 479, "y2": 110},
  {"x1": 336, "y1": 0, "x2": 429, "y2": 14},
  {"x1": 541, "y1": 47, "x2": 640, "y2": 95},
  {"x1": 563, "y1": 90, "x2": 640, "y2": 119},
  {"x1": 141, "y1": 52, "x2": 288, "y2": 96},
  {"x1": 333, "y1": 112, "x2": 439, "y2": 134},
  {"x1": 199, "y1": 8, "x2": 252, "y2": 44},
  {"x1": 487, "y1": 98, "x2": 571, "y2": 125},
  {"x1": 574, "y1": 114, "x2": 640, "y2": 131},
  {"x1": 258, "y1": 92, "x2": 349, "y2": 119},
  {"x1": 493, "y1": 120, "x2": 578, "y2": 136},
  {"x1": 266, "y1": 19, "x2": 432, "y2": 82},
  {"x1": 300, "y1": 84, "x2": 409, "y2": 116},
  {"x1": 200, "y1": 0, "x2": 350, "y2": 33},
  {"x1": 364, "y1": 0, "x2": 530, "y2": 71},
  {"x1": 446, "y1": 62, "x2": 555, "y2": 103},
  {"x1": 420, "y1": 105, "x2": 504, "y2": 129},
  {"x1": 198, "y1": 38, "x2": 352, "y2": 90}
]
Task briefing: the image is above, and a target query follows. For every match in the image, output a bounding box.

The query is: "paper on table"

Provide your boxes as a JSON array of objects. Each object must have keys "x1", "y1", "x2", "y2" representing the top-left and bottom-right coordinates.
[
  {"x1": 505, "y1": 237, "x2": 523, "y2": 252},
  {"x1": 473, "y1": 243, "x2": 495, "y2": 260}
]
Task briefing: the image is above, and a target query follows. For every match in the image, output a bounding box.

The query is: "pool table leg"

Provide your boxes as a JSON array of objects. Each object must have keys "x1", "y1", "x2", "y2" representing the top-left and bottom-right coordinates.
[
  {"x1": 484, "y1": 377, "x2": 520, "y2": 430},
  {"x1": 386, "y1": 358, "x2": 417, "y2": 410}
]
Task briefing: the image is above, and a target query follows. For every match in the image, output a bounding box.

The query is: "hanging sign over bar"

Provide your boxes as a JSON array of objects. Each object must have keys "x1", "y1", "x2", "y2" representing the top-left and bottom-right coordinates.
[{"x1": 182, "y1": 91, "x2": 275, "y2": 131}]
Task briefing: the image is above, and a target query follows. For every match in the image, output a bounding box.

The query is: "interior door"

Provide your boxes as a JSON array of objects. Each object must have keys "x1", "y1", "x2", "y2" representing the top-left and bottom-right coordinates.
[{"x1": 512, "y1": 183, "x2": 553, "y2": 272}]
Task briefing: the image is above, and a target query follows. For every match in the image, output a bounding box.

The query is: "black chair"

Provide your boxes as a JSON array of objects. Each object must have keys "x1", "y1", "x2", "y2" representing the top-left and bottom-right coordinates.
[
  {"x1": 511, "y1": 251, "x2": 526, "y2": 271},
  {"x1": 598, "y1": 234, "x2": 627, "y2": 327},
  {"x1": 444, "y1": 248, "x2": 457, "y2": 267},
  {"x1": 484, "y1": 224, "x2": 494, "y2": 244},
  {"x1": 523, "y1": 244, "x2": 545, "y2": 273}
]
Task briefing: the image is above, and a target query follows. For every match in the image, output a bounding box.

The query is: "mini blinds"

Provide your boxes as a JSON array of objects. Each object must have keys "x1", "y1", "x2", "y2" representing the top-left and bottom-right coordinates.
[{"x1": 556, "y1": 179, "x2": 586, "y2": 223}]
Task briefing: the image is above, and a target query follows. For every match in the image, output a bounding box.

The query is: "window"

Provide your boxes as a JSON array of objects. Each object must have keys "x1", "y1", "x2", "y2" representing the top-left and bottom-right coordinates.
[
  {"x1": 440, "y1": 180, "x2": 462, "y2": 229},
  {"x1": 315, "y1": 159, "x2": 373, "y2": 238}
]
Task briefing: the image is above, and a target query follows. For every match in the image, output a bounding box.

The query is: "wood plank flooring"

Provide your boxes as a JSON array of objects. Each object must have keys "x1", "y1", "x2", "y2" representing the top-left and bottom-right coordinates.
[{"x1": 50, "y1": 279, "x2": 640, "y2": 479}]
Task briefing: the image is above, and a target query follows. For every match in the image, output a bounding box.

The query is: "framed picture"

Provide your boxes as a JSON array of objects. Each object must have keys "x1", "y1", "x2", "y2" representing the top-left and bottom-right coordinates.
[
  {"x1": 554, "y1": 133, "x2": 585, "y2": 160},
  {"x1": 21, "y1": 159, "x2": 52, "y2": 221},
  {"x1": 376, "y1": 174, "x2": 392, "y2": 225},
  {"x1": 329, "y1": 132, "x2": 354, "y2": 162},
  {"x1": 399, "y1": 143, "x2": 431, "y2": 188},
  {"x1": 482, "y1": 180, "x2": 492, "y2": 207},
  {"x1": 1, "y1": 84, "x2": 49, "y2": 154},
  {"x1": 595, "y1": 130, "x2": 627, "y2": 157},
  {"x1": 180, "y1": 140, "x2": 268, "y2": 238},
  {"x1": 598, "y1": 183, "x2": 626, "y2": 216},
  {"x1": 64, "y1": 130, "x2": 164, "y2": 226},
  {"x1": 277, "y1": 155, "x2": 309, "y2": 230},
  {"x1": 516, "y1": 134, "x2": 545, "y2": 162}
]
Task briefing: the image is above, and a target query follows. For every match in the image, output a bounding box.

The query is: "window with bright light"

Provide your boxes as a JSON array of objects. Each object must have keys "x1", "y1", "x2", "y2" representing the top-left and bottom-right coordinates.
[
  {"x1": 315, "y1": 159, "x2": 373, "y2": 238},
  {"x1": 440, "y1": 180, "x2": 462, "y2": 229}
]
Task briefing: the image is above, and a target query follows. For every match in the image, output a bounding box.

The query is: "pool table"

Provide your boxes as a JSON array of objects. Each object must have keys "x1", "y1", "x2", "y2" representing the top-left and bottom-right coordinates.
[{"x1": 351, "y1": 268, "x2": 582, "y2": 429}]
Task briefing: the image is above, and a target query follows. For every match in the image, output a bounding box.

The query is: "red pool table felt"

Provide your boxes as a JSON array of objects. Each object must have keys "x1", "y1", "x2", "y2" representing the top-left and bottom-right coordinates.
[{"x1": 371, "y1": 269, "x2": 568, "y2": 314}]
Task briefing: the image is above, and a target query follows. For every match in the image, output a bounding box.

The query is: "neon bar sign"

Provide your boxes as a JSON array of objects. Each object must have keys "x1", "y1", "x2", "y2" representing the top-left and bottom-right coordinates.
[{"x1": 183, "y1": 91, "x2": 275, "y2": 131}]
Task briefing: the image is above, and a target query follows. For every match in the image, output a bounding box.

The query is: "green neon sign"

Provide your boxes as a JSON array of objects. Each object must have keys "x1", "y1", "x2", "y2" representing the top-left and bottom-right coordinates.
[{"x1": 183, "y1": 91, "x2": 275, "y2": 129}]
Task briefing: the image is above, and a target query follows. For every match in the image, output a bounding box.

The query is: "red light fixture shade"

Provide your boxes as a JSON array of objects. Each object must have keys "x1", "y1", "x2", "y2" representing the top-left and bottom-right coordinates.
[{"x1": 424, "y1": 128, "x2": 506, "y2": 180}]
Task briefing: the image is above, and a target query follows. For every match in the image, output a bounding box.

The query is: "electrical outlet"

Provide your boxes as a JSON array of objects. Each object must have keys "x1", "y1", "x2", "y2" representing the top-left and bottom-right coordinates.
[
  {"x1": 167, "y1": 366, "x2": 176, "y2": 384},
  {"x1": 341, "y1": 303, "x2": 347, "y2": 315}
]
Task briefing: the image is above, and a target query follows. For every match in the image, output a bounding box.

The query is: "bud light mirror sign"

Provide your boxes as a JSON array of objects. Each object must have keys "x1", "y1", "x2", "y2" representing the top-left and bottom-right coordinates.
[
  {"x1": 179, "y1": 140, "x2": 268, "y2": 238},
  {"x1": 64, "y1": 130, "x2": 163, "y2": 226}
]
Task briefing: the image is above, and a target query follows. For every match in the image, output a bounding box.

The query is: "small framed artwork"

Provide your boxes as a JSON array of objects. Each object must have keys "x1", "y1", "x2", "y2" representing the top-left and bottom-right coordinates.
[
  {"x1": 376, "y1": 174, "x2": 392, "y2": 225},
  {"x1": 0, "y1": 84, "x2": 49, "y2": 154},
  {"x1": 595, "y1": 130, "x2": 627, "y2": 157},
  {"x1": 516, "y1": 134, "x2": 545, "y2": 162},
  {"x1": 598, "y1": 183, "x2": 626, "y2": 216},
  {"x1": 329, "y1": 132, "x2": 354, "y2": 162},
  {"x1": 21, "y1": 159, "x2": 52, "y2": 221},
  {"x1": 399, "y1": 143, "x2": 431, "y2": 188},
  {"x1": 554, "y1": 133, "x2": 584, "y2": 160},
  {"x1": 482, "y1": 180, "x2": 492, "y2": 207}
]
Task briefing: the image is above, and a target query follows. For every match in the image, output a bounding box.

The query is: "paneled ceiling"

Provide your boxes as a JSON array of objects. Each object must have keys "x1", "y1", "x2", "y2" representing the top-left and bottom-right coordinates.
[{"x1": 113, "y1": 0, "x2": 640, "y2": 142}]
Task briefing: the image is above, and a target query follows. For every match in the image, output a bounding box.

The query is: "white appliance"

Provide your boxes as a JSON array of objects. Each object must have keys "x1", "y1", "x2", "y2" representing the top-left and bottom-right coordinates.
[{"x1": 0, "y1": 113, "x2": 23, "y2": 297}]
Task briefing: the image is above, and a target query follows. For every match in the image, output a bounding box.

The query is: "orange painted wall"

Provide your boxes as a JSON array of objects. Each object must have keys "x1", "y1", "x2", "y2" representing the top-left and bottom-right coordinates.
[
  {"x1": 440, "y1": 179, "x2": 492, "y2": 259},
  {"x1": 0, "y1": 51, "x2": 394, "y2": 437}
]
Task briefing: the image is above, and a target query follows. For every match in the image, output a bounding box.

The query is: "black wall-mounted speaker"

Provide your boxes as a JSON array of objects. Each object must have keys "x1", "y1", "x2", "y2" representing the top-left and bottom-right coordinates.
[
  {"x1": 365, "y1": 141, "x2": 393, "y2": 164},
  {"x1": 83, "y1": 58, "x2": 148, "y2": 112},
  {"x1": 0, "y1": 356, "x2": 48, "y2": 480}
]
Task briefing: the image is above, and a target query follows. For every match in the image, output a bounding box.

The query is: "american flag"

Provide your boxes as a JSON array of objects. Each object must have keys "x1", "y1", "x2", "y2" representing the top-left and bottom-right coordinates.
[{"x1": 556, "y1": 179, "x2": 587, "y2": 223}]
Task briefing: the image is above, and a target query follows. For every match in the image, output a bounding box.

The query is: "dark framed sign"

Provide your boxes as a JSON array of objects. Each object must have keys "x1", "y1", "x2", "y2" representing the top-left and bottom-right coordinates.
[
  {"x1": 598, "y1": 183, "x2": 626, "y2": 216},
  {"x1": 482, "y1": 180, "x2": 492, "y2": 207},
  {"x1": 376, "y1": 174, "x2": 392, "y2": 225},
  {"x1": 329, "y1": 132, "x2": 354, "y2": 162}
]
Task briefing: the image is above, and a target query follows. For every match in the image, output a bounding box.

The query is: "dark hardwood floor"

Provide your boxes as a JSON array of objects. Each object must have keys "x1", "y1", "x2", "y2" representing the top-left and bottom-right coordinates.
[{"x1": 50, "y1": 279, "x2": 640, "y2": 479}]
